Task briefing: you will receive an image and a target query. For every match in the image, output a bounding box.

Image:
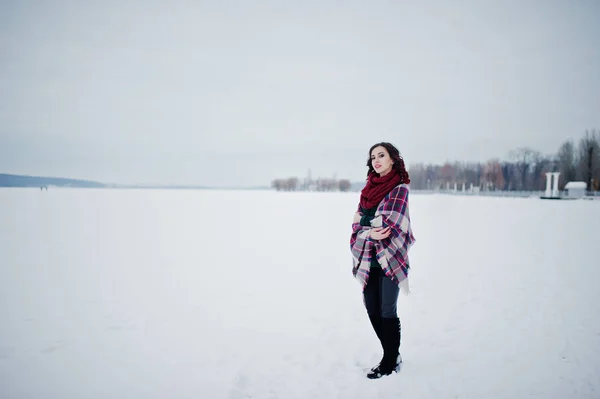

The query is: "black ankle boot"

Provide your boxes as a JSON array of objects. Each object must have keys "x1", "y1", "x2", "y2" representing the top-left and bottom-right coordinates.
[{"x1": 367, "y1": 317, "x2": 402, "y2": 379}]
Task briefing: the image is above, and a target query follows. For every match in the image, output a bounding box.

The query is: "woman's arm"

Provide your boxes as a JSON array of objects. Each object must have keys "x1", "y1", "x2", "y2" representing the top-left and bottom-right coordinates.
[{"x1": 378, "y1": 185, "x2": 410, "y2": 238}]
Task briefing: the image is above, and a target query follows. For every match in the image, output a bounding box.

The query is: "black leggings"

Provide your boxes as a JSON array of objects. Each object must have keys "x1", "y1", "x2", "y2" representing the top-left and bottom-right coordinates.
[{"x1": 363, "y1": 267, "x2": 400, "y2": 318}]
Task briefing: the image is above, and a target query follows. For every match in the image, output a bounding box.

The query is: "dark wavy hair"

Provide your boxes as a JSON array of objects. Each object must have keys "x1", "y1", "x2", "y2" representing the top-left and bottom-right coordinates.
[{"x1": 366, "y1": 142, "x2": 411, "y2": 184}]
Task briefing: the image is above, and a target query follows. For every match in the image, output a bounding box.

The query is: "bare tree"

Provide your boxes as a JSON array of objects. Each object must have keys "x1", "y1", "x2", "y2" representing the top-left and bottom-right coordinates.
[
  {"x1": 509, "y1": 147, "x2": 537, "y2": 190},
  {"x1": 271, "y1": 179, "x2": 283, "y2": 191},
  {"x1": 271, "y1": 177, "x2": 299, "y2": 191},
  {"x1": 501, "y1": 162, "x2": 517, "y2": 190},
  {"x1": 426, "y1": 164, "x2": 441, "y2": 189},
  {"x1": 453, "y1": 162, "x2": 467, "y2": 186},
  {"x1": 407, "y1": 163, "x2": 427, "y2": 190},
  {"x1": 528, "y1": 152, "x2": 551, "y2": 191},
  {"x1": 557, "y1": 140, "x2": 577, "y2": 190},
  {"x1": 439, "y1": 163, "x2": 455, "y2": 184},
  {"x1": 287, "y1": 177, "x2": 299, "y2": 191},
  {"x1": 463, "y1": 162, "x2": 482, "y2": 188},
  {"x1": 483, "y1": 159, "x2": 504, "y2": 190},
  {"x1": 577, "y1": 129, "x2": 600, "y2": 191},
  {"x1": 316, "y1": 178, "x2": 338, "y2": 191},
  {"x1": 339, "y1": 179, "x2": 351, "y2": 192}
]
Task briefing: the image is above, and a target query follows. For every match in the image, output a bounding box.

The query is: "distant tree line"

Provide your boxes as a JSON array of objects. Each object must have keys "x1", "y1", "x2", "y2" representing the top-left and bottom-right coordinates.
[
  {"x1": 272, "y1": 177, "x2": 352, "y2": 192},
  {"x1": 408, "y1": 129, "x2": 600, "y2": 192}
]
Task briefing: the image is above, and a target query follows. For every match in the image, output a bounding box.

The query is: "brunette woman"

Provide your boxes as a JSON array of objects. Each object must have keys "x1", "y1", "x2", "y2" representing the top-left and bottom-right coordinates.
[{"x1": 350, "y1": 142, "x2": 415, "y2": 379}]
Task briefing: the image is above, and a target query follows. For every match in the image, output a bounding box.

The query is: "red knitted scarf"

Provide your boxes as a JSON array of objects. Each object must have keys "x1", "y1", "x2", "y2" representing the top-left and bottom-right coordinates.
[{"x1": 359, "y1": 170, "x2": 402, "y2": 209}]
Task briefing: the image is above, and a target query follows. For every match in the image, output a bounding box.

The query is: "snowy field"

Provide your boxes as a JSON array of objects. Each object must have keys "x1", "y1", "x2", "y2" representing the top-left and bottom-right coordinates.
[{"x1": 1, "y1": 187, "x2": 599, "y2": 399}]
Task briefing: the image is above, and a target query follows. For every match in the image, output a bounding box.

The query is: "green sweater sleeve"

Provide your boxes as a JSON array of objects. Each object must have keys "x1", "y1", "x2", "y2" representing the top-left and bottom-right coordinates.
[
  {"x1": 358, "y1": 205, "x2": 378, "y2": 227},
  {"x1": 360, "y1": 215, "x2": 374, "y2": 226}
]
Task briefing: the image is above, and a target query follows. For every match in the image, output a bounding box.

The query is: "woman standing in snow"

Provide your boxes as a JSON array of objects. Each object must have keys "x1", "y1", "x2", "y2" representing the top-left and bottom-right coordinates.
[{"x1": 350, "y1": 142, "x2": 415, "y2": 379}]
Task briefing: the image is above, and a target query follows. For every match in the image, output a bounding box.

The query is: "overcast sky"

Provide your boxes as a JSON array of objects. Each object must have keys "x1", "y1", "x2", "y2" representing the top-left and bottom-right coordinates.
[{"x1": 1, "y1": 0, "x2": 599, "y2": 187}]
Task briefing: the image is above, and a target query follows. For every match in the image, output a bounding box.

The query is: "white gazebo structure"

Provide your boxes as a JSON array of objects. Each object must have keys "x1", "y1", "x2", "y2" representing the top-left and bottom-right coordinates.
[
  {"x1": 541, "y1": 172, "x2": 561, "y2": 199},
  {"x1": 564, "y1": 181, "x2": 587, "y2": 198}
]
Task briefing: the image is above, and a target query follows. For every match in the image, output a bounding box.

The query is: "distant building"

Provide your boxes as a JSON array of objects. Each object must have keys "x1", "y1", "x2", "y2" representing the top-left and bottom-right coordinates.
[{"x1": 564, "y1": 181, "x2": 587, "y2": 198}]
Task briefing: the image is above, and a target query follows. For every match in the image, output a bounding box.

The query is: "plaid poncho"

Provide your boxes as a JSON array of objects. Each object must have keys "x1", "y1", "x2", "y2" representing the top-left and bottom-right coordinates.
[{"x1": 350, "y1": 183, "x2": 415, "y2": 293}]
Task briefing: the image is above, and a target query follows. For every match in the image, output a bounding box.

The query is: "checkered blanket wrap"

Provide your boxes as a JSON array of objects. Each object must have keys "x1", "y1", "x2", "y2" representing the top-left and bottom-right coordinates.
[{"x1": 350, "y1": 184, "x2": 415, "y2": 292}]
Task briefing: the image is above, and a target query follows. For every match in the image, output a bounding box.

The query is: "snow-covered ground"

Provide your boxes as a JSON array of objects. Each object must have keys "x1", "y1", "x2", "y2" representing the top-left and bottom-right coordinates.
[{"x1": 1, "y1": 188, "x2": 599, "y2": 399}]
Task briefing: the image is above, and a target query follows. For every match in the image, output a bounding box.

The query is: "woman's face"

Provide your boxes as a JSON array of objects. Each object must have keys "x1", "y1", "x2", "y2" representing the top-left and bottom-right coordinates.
[{"x1": 371, "y1": 146, "x2": 393, "y2": 176}]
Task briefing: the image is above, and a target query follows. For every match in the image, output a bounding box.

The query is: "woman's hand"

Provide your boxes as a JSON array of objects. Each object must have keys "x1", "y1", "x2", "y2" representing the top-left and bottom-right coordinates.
[{"x1": 370, "y1": 227, "x2": 391, "y2": 240}]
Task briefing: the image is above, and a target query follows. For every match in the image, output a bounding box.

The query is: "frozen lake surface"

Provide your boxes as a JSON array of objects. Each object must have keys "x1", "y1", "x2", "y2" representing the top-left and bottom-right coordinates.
[{"x1": 1, "y1": 188, "x2": 599, "y2": 398}]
